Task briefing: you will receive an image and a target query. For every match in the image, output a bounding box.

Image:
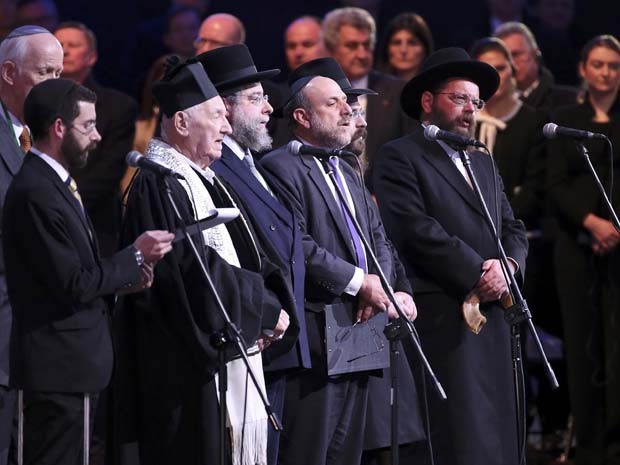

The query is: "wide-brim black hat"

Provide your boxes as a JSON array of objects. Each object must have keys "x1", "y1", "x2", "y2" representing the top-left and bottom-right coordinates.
[
  {"x1": 193, "y1": 44, "x2": 280, "y2": 92},
  {"x1": 288, "y1": 57, "x2": 377, "y2": 96},
  {"x1": 273, "y1": 57, "x2": 377, "y2": 118},
  {"x1": 401, "y1": 47, "x2": 499, "y2": 119}
]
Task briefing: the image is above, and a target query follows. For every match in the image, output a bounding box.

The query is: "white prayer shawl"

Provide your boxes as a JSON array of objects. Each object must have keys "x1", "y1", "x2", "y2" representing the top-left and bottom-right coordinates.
[{"x1": 145, "y1": 138, "x2": 268, "y2": 465}]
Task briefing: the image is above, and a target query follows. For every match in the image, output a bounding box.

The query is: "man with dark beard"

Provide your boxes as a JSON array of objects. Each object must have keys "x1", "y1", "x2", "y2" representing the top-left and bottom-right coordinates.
[
  {"x1": 195, "y1": 44, "x2": 310, "y2": 465},
  {"x1": 2, "y1": 78, "x2": 173, "y2": 464},
  {"x1": 260, "y1": 62, "x2": 417, "y2": 465},
  {"x1": 373, "y1": 48, "x2": 528, "y2": 465}
]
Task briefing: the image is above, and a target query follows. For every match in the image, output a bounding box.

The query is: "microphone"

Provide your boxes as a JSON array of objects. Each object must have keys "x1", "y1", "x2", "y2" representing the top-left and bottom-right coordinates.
[
  {"x1": 126, "y1": 151, "x2": 185, "y2": 179},
  {"x1": 543, "y1": 123, "x2": 606, "y2": 140},
  {"x1": 287, "y1": 140, "x2": 356, "y2": 159},
  {"x1": 423, "y1": 125, "x2": 485, "y2": 148}
]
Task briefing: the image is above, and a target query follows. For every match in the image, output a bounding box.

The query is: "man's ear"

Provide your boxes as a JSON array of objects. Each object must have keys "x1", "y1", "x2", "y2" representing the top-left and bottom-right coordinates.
[
  {"x1": 51, "y1": 117, "x2": 67, "y2": 139},
  {"x1": 1, "y1": 60, "x2": 16, "y2": 86},
  {"x1": 293, "y1": 108, "x2": 310, "y2": 129},
  {"x1": 174, "y1": 110, "x2": 190, "y2": 136},
  {"x1": 420, "y1": 90, "x2": 435, "y2": 115}
]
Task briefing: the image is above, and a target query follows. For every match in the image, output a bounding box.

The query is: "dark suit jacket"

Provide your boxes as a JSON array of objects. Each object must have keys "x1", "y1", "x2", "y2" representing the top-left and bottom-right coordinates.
[
  {"x1": 373, "y1": 125, "x2": 528, "y2": 465},
  {"x1": 261, "y1": 143, "x2": 411, "y2": 374},
  {"x1": 523, "y1": 66, "x2": 578, "y2": 112},
  {"x1": 0, "y1": 115, "x2": 23, "y2": 387},
  {"x1": 3, "y1": 153, "x2": 141, "y2": 393},
  {"x1": 72, "y1": 76, "x2": 138, "y2": 257},
  {"x1": 212, "y1": 144, "x2": 311, "y2": 372},
  {"x1": 365, "y1": 70, "x2": 414, "y2": 190}
]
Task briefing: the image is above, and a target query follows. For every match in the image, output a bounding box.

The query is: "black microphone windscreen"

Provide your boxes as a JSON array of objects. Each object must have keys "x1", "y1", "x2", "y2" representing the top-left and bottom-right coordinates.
[{"x1": 543, "y1": 123, "x2": 558, "y2": 139}]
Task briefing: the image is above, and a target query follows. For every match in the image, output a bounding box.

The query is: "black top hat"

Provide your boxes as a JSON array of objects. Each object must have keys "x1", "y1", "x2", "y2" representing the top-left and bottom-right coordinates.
[
  {"x1": 400, "y1": 47, "x2": 499, "y2": 119},
  {"x1": 288, "y1": 57, "x2": 377, "y2": 96},
  {"x1": 152, "y1": 57, "x2": 219, "y2": 117},
  {"x1": 193, "y1": 44, "x2": 280, "y2": 92}
]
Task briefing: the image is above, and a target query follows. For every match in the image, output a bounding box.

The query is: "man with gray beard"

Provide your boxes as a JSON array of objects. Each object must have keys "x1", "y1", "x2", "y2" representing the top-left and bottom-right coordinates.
[{"x1": 196, "y1": 45, "x2": 311, "y2": 465}]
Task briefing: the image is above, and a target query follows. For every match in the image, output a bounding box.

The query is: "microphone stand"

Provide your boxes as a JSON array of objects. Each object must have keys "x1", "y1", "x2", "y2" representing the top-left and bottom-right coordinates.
[
  {"x1": 318, "y1": 157, "x2": 446, "y2": 465},
  {"x1": 576, "y1": 140, "x2": 620, "y2": 231},
  {"x1": 457, "y1": 148, "x2": 559, "y2": 462},
  {"x1": 160, "y1": 176, "x2": 282, "y2": 465}
]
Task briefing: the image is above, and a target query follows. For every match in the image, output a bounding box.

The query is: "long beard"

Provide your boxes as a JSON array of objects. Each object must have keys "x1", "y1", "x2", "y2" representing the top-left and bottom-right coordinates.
[
  {"x1": 429, "y1": 106, "x2": 475, "y2": 138},
  {"x1": 230, "y1": 112, "x2": 273, "y2": 154}
]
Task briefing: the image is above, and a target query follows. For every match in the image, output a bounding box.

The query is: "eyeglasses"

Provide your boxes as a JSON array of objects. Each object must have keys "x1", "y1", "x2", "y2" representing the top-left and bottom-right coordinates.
[
  {"x1": 233, "y1": 93, "x2": 270, "y2": 106},
  {"x1": 68, "y1": 120, "x2": 98, "y2": 135},
  {"x1": 352, "y1": 108, "x2": 366, "y2": 119},
  {"x1": 433, "y1": 92, "x2": 485, "y2": 111}
]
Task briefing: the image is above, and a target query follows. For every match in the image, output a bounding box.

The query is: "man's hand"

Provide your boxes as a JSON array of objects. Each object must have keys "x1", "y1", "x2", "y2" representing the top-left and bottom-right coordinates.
[
  {"x1": 357, "y1": 274, "x2": 390, "y2": 322},
  {"x1": 271, "y1": 309, "x2": 290, "y2": 340},
  {"x1": 584, "y1": 214, "x2": 620, "y2": 255},
  {"x1": 118, "y1": 263, "x2": 154, "y2": 295},
  {"x1": 387, "y1": 291, "x2": 417, "y2": 320},
  {"x1": 474, "y1": 259, "x2": 509, "y2": 303},
  {"x1": 133, "y1": 230, "x2": 174, "y2": 264}
]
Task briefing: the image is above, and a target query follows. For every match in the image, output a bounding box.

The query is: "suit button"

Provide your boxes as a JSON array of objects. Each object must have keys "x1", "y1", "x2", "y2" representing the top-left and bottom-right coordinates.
[
  {"x1": 269, "y1": 224, "x2": 276, "y2": 231},
  {"x1": 291, "y1": 259, "x2": 295, "y2": 265}
]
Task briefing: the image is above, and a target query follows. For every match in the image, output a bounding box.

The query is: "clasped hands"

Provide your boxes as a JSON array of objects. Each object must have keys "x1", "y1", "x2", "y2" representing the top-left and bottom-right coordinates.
[{"x1": 357, "y1": 274, "x2": 417, "y2": 323}]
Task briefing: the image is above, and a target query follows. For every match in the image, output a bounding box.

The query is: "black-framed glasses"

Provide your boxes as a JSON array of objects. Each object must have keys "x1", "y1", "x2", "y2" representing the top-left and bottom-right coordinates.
[{"x1": 433, "y1": 92, "x2": 485, "y2": 111}]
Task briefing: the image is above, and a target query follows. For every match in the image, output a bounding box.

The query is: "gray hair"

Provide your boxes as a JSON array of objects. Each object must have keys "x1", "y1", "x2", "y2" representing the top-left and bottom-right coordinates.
[
  {"x1": 0, "y1": 34, "x2": 31, "y2": 66},
  {"x1": 494, "y1": 22, "x2": 539, "y2": 51},
  {"x1": 323, "y1": 7, "x2": 376, "y2": 51}
]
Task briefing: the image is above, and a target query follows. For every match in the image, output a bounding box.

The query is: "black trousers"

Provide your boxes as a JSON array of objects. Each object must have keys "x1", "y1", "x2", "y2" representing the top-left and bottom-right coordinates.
[
  {"x1": 22, "y1": 391, "x2": 96, "y2": 465},
  {"x1": 0, "y1": 386, "x2": 15, "y2": 465}
]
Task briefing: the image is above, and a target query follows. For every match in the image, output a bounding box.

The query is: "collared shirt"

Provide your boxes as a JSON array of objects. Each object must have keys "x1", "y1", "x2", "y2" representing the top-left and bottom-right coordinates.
[
  {"x1": 519, "y1": 79, "x2": 540, "y2": 99},
  {"x1": 299, "y1": 137, "x2": 365, "y2": 296},
  {"x1": 223, "y1": 135, "x2": 273, "y2": 193},
  {"x1": 30, "y1": 147, "x2": 69, "y2": 182},
  {"x1": 436, "y1": 139, "x2": 473, "y2": 188}
]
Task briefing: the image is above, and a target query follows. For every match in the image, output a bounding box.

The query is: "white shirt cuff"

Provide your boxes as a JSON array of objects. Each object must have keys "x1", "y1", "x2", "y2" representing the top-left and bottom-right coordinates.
[{"x1": 344, "y1": 267, "x2": 364, "y2": 296}]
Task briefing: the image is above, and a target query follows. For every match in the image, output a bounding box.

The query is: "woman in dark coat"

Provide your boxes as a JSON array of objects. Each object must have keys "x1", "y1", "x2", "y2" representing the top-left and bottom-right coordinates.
[{"x1": 547, "y1": 34, "x2": 620, "y2": 465}]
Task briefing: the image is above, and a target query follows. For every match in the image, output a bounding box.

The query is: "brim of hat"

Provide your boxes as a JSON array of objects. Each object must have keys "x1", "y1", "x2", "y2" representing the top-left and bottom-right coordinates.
[
  {"x1": 346, "y1": 87, "x2": 378, "y2": 96},
  {"x1": 400, "y1": 60, "x2": 499, "y2": 119},
  {"x1": 214, "y1": 69, "x2": 280, "y2": 92}
]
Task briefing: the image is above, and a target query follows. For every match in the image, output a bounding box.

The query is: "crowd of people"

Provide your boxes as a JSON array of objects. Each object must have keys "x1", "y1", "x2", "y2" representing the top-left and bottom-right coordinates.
[{"x1": 0, "y1": 3, "x2": 619, "y2": 465}]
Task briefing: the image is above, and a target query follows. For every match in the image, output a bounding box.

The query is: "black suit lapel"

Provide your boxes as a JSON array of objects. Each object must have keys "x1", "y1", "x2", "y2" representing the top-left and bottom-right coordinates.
[
  {"x1": 416, "y1": 131, "x2": 485, "y2": 215},
  {"x1": 300, "y1": 154, "x2": 358, "y2": 261},
  {"x1": 28, "y1": 154, "x2": 98, "y2": 254},
  {"x1": 220, "y1": 148, "x2": 292, "y2": 227}
]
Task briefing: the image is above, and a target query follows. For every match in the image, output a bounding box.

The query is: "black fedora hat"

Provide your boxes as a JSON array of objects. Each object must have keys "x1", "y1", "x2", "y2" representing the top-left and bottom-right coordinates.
[
  {"x1": 192, "y1": 44, "x2": 280, "y2": 92},
  {"x1": 273, "y1": 57, "x2": 377, "y2": 118},
  {"x1": 288, "y1": 57, "x2": 377, "y2": 97},
  {"x1": 400, "y1": 47, "x2": 499, "y2": 119}
]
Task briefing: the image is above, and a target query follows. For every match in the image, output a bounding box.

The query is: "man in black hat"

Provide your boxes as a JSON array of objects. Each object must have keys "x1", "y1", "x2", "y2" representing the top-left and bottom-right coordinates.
[
  {"x1": 194, "y1": 43, "x2": 308, "y2": 465},
  {"x1": 2, "y1": 77, "x2": 173, "y2": 464},
  {"x1": 373, "y1": 47, "x2": 528, "y2": 465},
  {"x1": 260, "y1": 57, "x2": 418, "y2": 465},
  {"x1": 115, "y1": 58, "x2": 295, "y2": 465}
]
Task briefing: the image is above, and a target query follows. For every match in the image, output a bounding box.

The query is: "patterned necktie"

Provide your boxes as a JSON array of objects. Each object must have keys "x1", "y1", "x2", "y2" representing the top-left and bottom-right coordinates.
[
  {"x1": 19, "y1": 127, "x2": 31, "y2": 153},
  {"x1": 65, "y1": 176, "x2": 85, "y2": 214},
  {"x1": 328, "y1": 157, "x2": 367, "y2": 272}
]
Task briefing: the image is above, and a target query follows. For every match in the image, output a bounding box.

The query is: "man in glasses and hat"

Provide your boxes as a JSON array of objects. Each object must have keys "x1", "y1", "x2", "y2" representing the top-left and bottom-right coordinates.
[
  {"x1": 194, "y1": 43, "x2": 308, "y2": 465},
  {"x1": 373, "y1": 48, "x2": 528, "y2": 465},
  {"x1": 115, "y1": 58, "x2": 295, "y2": 465},
  {"x1": 3, "y1": 77, "x2": 173, "y2": 464},
  {"x1": 260, "y1": 57, "x2": 418, "y2": 465}
]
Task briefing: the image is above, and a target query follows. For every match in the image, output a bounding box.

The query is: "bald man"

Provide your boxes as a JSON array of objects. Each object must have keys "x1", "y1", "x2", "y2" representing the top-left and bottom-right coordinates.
[
  {"x1": 284, "y1": 16, "x2": 327, "y2": 71},
  {"x1": 194, "y1": 13, "x2": 245, "y2": 54}
]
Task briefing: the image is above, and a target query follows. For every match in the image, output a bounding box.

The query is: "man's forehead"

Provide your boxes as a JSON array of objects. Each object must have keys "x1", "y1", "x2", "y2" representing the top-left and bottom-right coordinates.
[
  {"x1": 439, "y1": 78, "x2": 480, "y2": 94},
  {"x1": 306, "y1": 75, "x2": 344, "y2": 97}
]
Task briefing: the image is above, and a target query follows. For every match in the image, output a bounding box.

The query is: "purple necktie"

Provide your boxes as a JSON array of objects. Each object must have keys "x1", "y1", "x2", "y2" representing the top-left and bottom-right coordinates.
[{"x1": 329, "y1": 157, "x2": 367, "y2": 272}]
